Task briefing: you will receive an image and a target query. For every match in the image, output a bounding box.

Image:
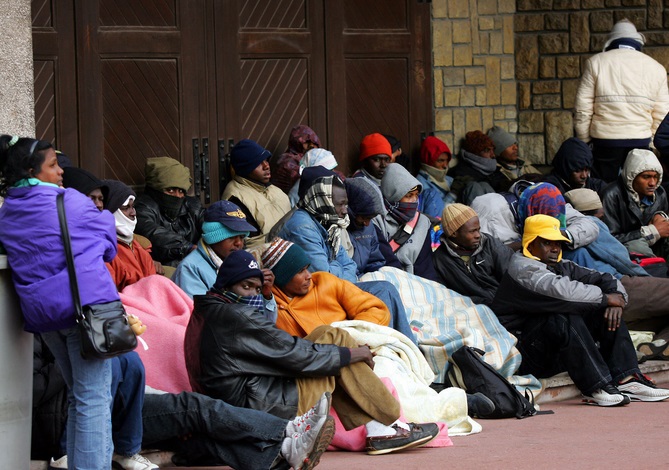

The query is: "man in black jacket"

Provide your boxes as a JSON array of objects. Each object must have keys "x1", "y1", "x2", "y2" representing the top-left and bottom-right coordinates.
[
  {"x1": 186, "y1": 250, "x2": 439, "y2": 456},
  {"x1": 491, "y1": 214, "x2": 669, "y2": 406},
  {"x1": 135, "y1": 156, "x2": 204, "y2": 266},
  {"x1": 433, "y1": 203, "x2": 514, "y2": 306}
]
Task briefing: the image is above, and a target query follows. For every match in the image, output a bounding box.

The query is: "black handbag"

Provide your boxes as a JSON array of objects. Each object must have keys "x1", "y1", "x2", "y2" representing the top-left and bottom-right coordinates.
[{"x1": 57, "y1": 193, "x2": 137, "y2": 359}]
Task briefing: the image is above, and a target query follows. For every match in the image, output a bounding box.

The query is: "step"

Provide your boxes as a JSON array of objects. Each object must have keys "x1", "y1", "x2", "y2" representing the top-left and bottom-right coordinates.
[{"x1": 537, "y1": 359, "x2": 669, "y2": 404}]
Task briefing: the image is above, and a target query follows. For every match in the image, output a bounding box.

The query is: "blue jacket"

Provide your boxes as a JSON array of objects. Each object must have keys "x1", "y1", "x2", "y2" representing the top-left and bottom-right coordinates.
[
  {"x1": 172, "y1": 242, "x2": 217, "y2": 298},
  {"x1": 278, "y1": 209, "x2": 358, "y2": 283},
  {"x1": 0, "y1": 185, "x2": 118, "y2": 332},
  {"x1": 416, "y1": 171, "x2": 455, "y2": 219},
  {"x1": 348, "y1": 223, "x2": 386, "y2": 276}
]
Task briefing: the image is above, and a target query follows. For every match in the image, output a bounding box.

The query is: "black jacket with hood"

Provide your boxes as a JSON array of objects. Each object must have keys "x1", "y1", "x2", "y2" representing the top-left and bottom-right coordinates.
[{"x1": 544, "y1": 137, "x2": 606, "y2": 196}]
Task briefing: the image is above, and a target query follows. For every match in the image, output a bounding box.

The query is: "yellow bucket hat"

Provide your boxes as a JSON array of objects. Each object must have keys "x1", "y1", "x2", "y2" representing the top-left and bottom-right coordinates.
[{"x1": 522, "y1": 214, "x2": 570, "y2": 261}]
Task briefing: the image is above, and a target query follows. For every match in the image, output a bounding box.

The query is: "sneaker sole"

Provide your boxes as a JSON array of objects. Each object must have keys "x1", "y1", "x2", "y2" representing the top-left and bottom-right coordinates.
[
  {"x1": 366, "y1": 432, "x2": 438, "y2": 456},
  {"x1": 581, "y1": 395, "x2": 630, "y2": 407},
  {"x1": 300, "y1": 415, "x2": 335, "y2": 470},
  {"x1": 621, "y1": 393, "x2": 669, "y2": 402}
]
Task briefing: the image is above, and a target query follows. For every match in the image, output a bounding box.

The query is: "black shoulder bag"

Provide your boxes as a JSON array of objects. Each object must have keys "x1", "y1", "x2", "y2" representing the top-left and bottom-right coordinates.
[{"x1": 57, "y1": 193, "x2": 137, "y2": 359}]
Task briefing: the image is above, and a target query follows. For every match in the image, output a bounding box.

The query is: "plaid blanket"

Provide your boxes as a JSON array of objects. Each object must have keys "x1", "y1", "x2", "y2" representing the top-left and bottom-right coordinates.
[{"x1": 360, "y1": 267, "x2": 543, "y2": 395}]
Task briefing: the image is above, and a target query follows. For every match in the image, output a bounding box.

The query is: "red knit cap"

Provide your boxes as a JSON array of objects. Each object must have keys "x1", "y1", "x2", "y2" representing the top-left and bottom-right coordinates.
[
  {"x1": 420, "y1": 136, "x2": 452, "y2": 166},
  {"x1": 359, "y1": 133, "x2": 392, "y2": 161}
]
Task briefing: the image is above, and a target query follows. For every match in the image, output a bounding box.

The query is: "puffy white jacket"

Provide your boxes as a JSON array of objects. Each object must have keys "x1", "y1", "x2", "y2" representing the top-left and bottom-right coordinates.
[{"x1": 574, "y1": 48, "x2": 669, "y2": 142}]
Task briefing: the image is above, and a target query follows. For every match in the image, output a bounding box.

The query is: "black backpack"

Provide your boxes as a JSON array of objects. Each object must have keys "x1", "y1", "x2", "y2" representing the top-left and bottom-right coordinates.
[{"x1": 445, "y1": 346, "x2": 538, "y2": 419}]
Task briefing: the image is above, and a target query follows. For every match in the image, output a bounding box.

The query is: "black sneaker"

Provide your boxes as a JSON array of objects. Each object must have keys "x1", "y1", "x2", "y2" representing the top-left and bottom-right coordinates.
[{"x1": 366, "y1": 422, "x2": 439, "y2": 455}]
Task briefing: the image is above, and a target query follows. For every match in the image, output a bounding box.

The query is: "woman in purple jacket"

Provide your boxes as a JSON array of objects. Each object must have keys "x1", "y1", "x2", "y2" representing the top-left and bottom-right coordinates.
[{"x1": 0, "y1": 135, "x2": 118, "y2": 469}]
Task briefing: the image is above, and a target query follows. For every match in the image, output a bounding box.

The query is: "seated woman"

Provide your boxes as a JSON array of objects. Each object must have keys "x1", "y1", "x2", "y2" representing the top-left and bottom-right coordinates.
[
  {"x1": 186, "y1": 250, "x2": 439, "y2": 455},
  {"x1": 416, "y1": 136, "x2": 456, "y2": 220},
  {"x1": 377, "y1": 163, "x2": 439, "y2": 283},
  {"x1": 135, "y1": 156, "x2": 204, "y2": 267}
]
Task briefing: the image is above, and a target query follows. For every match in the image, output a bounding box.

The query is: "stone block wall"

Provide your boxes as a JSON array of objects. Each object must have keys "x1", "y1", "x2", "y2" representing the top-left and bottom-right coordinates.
[
  {"x1": 432, "y1": 0, "x2": 517, "y2": 154},
  {"x1": 432, "y1": 1, "x2": 669, "y2": 166}
]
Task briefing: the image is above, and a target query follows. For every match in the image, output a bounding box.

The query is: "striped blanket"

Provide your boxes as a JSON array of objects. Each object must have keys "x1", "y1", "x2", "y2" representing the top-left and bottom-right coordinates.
[{"x1": 360, "y1": 267, "x2": 543, "y2": 395}]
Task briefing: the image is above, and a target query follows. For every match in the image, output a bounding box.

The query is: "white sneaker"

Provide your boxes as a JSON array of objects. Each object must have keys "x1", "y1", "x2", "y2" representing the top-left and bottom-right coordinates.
[
  {"x1": 582, "y1": 384, "x2": 631, "y2": 407},
  {"x1": 285, "y1": 391, "x2": 332, "y2": 437},
  {"x1": 112, "y1": 453, "x2": 159, "y2": 470},
  {"x1": 618, "y1": 374, "x2": 669, "y2": 402},
  {"x1": 282, "y1": 392, "x2": 335, "y2": 470},
  {"x1": 48, "y1": 455, "x2": 68, "y2": 470}
]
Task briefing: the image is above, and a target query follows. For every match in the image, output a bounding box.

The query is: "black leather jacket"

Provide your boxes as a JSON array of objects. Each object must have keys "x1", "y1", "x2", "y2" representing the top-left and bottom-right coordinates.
[
  {"x1": 134, "y1": 189, "x2": 204, "y2": 266},
  {"x1": 601, "y1": 179, "x2": 669, "y2": 245},
  {"x1": 188, "y1": 294, "x2": 346, "y2": 419}
]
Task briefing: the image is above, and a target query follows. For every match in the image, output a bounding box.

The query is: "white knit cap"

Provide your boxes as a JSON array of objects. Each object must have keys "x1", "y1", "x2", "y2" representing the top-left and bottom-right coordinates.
[{"x1": 603, "y1": 19, "x2": 645, "y2": 51}]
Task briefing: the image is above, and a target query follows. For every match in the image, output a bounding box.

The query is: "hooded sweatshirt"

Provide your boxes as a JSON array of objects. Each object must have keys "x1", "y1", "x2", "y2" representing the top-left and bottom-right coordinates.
[
  {"x1": 544, "y1": 138, "x2": 606, "y2": 195},
  {"x1": 601, "y1": 149, "x2": 669, "y2": 245}
]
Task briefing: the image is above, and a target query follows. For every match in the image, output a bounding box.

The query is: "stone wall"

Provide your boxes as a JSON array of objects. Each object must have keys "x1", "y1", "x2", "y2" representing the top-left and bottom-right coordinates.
[
  {"x1": 432, "y1": 1, "x2": 669, "y2": 166},
  {"x1": 432, "y1": 0, "x2": 517, "y2": 155},
  {"x1": 0, "y1": 0, "x2": 35, "y2": 135}
]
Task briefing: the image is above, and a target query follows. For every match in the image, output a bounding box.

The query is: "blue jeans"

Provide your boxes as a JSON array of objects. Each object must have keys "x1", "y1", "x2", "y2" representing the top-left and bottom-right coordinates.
[
  {"x1": 142, "y1": 391, "x2": 288, "y2": 469},
  {"x1": 42, "y1": 327, "x2": 113, "y2": 470},
  {"x1": 516, "y1": 313, "x2": 639, "y2": 395},
  {"x1": 356, "y1": 280, "x2": 417, "y2": 344},
  {"x1": 110, "y1": 352, "x2": 145, "y2": 456}
]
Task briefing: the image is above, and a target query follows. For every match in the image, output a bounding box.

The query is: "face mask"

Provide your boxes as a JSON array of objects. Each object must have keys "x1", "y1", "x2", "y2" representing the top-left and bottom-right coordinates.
[{"x1": 114, "y1": 209, "x2": 137, "y2": 244}]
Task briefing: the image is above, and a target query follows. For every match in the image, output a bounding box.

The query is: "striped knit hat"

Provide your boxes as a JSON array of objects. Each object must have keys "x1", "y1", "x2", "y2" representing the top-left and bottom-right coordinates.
[{"x1": 261, "y1": 238, "x2": 311, "y2": 288}]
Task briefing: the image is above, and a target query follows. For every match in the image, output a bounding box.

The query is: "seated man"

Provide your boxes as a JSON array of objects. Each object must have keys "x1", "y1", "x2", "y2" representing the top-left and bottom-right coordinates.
[
  {"x1": 433, "y1": 203, "x2": 514, "y2": 307},
  {"x1": 377, "y1": 163, "x2": 439, "y2": 282},
  {"x1": 487, "y1": 126, "x2": 540, "y2": 191},
  {"x1": 272, "y1": 124, "x2": 321, "y2": 194},
  {"x1": 601, "y1": 148, "x2": 669, "y2": 259},
  {"x1": 135, "y1": 156, "x2": 204, "y2": 267},
  {"x1": 33, "y1": 337, "x2": 336, "y2": 470},
  {"x1": 544, "y1": 137, "x2": 606, "y2": 196},
  {"x1": 352, "y1": 133, "x2": 392, "y2": 186},
  {"x1": 491, "y1": 214, "x2": 669, "y2": 405},
  {"x1": 186, "y1": 249, "x2": 439, "y2": 455},
  {"x1": 222, "y1": 139, "x2": 292, "y2": 249},
  {"x1": 62, "y1": 166, "x2": 108, "y2": 211},
  {"x1": 450, "y1": 130, "x2": 503, "y2": 205},
  {"x1": 345, "y1": 177, "x2": 401, "y2": 276},
  {"x1": 415, "y1": 136, "x2": 456, "y2": 220}
]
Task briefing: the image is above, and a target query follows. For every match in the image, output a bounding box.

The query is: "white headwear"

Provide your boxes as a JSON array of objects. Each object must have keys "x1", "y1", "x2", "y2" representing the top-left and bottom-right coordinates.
[
  {"x1": 603, "y1": 19, "x2": 645, "y2": 51},
  {"x1": 299, "y1": 148, "x2": 338, "y2": 174},
  {"x1": 113, "y1": 195, "x2": 137, "y2": 245}
]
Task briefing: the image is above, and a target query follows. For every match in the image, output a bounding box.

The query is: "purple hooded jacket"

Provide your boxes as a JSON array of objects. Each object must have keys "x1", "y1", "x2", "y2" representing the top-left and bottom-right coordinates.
[{"x1": 0, "y1": 185, "x2": 118, "y2": 332}]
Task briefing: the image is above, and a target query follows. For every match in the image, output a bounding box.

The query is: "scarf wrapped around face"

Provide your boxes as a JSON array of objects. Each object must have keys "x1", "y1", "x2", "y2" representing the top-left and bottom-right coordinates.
[
  {"x1": 299, "y1": 176, "x2": 352, "y2": 259},
  {"x1": 518, "y1": 182, "x2": 566, "y2": 230},
  {"x1": 209, "y1": 289, "x2": 264, "y2": 316},
  {"x1": 385, "y1": 199, "x2": 419, "y2": 225}
]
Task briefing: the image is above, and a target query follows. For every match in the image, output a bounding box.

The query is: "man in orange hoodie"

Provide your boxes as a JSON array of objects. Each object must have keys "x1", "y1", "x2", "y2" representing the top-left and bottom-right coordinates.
[{"x1": 261, "y1": 238, "x2": 390, "y2": 337}]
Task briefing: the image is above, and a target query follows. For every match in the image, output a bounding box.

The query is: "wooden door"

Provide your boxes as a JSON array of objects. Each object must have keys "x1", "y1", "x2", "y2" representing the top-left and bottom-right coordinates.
[
  {"x1": 75, "y1": 0, "x2": 206, "y2": 189},
  {"x1": 325, "y1": 0, "x2": 433, "y2": 175}
]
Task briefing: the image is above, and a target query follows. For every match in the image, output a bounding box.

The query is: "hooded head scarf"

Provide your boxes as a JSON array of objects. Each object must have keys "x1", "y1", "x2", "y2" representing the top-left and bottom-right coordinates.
[
  {"x1": 287, "y1": 125, "x2": 321, "y2": 155},
  {"x1": 518, "y1": 182, "x2": 567, "y2": 230},
  {"x1": 298, "y1": 175, "x2": 351, "y2": 259}
]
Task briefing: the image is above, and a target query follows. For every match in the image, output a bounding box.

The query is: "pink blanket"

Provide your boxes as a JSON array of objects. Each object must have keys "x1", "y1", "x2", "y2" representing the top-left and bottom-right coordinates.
[
  {"x1": 328, "y1": 377, "x2": 451, "y2": 451},
  {"x1": 120, "y1": 275, "x2": 193, "y2": 393}
]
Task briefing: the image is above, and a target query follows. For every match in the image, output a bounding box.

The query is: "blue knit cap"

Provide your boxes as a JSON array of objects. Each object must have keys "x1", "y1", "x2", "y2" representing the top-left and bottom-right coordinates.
[{"x1": 230, "y1": 139, "x2": 272, "y2": 178}]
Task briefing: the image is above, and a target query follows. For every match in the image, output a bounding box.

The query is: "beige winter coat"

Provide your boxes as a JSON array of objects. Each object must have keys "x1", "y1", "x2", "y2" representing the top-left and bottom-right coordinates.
[{"x1": 574, "y1": 48, "x2": 669, "y2": 142}]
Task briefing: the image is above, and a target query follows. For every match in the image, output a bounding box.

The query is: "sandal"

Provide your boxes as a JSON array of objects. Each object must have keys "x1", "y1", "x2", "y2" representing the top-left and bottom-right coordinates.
[{"x1": 637, "y1": 341, "x2": 669, "y2": 361}]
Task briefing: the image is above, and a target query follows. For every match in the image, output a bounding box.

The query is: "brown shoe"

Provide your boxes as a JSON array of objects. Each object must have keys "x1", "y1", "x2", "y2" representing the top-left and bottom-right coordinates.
[{"x1": 366, "y1": 422, "x2": 439, "y2": 455}]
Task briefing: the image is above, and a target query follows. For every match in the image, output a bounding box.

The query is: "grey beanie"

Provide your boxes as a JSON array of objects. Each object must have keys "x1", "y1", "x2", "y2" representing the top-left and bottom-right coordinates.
[
  {"x1": 487, "y1": 126, "x2": 517, "y2": 157},
  {"x1": 380, "y1": 163, "x2": 422, "y2": 203}
]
